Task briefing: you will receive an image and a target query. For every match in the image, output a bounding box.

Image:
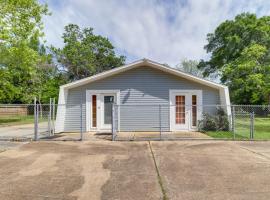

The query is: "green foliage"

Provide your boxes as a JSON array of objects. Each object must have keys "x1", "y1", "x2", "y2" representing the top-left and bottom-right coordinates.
[
  {"x1": 0, "y1": 0, "x2": 49, "y2": 103},
  {"x1": 176, "y1": 59, "x2": 218, "y2": 81},
  {"x1": 0, "y1": 0, "x2": 49, "y2": 45},
  {"x1": 198, "y1": 108, "x2": 229, "y2": 132},
  {"x1": 38, "y1": 63, "x2": 68, "y2": 103},
  {"x1": 0, "y1": 2, "x2": 124, "y2": 104},
  {"x1": 222, "y1": 44, "x2": 270, "y2": 104},
  {"x1": 176, "y1": 59, "x2": 203, "y2": 77},
  {"x1": 199, "y1": 13, "x2": 270, "y2": 104},
  {"x1": 52, "y1": 24, "x2": 125, "y2": 81}
]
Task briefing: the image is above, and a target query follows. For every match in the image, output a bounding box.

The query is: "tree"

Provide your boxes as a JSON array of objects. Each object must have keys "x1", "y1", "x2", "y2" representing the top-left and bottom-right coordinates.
[
  {"x1": 36, "y1": 46, "x2": 68, "y2": 103},
  {"x1": 176, "y1": 59, "x2": 203, "y2": 77},
  {"x1": 52, "y1": 24, "x2": 125, "y2": 81},
  {"x1": 0, "y1": 0, "x2": 49, "y2": 103},
  {"x1": 222, "y1": 44, "x2": 270, "y2": 104},
  {"x1": 176, "y1": 59, "x2": 218, "y2": 81},
  {"x1": 198, "y1": 13, "x2": 270, "y2": 104}
]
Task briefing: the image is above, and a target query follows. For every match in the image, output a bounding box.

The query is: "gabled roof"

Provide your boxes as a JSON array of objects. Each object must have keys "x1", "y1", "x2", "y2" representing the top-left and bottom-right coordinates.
[{"x1": 60, "y1": 58, "x2": 227, "y2": 90}]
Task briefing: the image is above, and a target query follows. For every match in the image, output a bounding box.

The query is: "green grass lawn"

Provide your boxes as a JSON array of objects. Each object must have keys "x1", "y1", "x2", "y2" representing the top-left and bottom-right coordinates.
[
  {"x1": 206, "y1": 131, "x2": 247, "y2": 139},
  {"x1": 205, "y1": 117, "x2": 270, "y2": 140},
  {"x1": 253, "y1": 117, "x2": 270, "y2": 139},
  {"x1": 0, "y1": 115, "x2": 35, "y2": 126}
]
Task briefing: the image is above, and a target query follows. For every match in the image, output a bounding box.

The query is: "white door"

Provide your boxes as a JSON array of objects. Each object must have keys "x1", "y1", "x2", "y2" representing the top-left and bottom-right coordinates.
[
  {"x1": 172, "y1": 94, "x2": 190, "y2": 130},
  {"x1": 100, "y1": 94, "x2": 116, "y2": 130}
]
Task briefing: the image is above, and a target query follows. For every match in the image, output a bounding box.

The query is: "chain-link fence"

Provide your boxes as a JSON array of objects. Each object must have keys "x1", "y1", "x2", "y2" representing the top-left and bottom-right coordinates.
[
  {"x1": 233, "y1": 105, "x2": 270, "y2": 140},
  {"x1": 0, "y1": 102, "x2": 84, "y2": 141},
  {"x1": 54, "y1": 104, "x2": 84, "y2": 141},
  {"x1": 0, "y1": 104, "x2": 35, "y2": 140},
  {"x1": 36, "y1": 103, "x2": 84, "y2": 141},
  {"x1": 0, "y1": 103, "x2": 57, "y2": 141},
  {"x1": 0, "y1": 103, "x2": 269, "y2": 141},
  {"x1": 35, "y1": 104, "x2": 56, "y2": 140},
  {"x1": 112, "y1": 104, "x2": 270, "y2": 141}
]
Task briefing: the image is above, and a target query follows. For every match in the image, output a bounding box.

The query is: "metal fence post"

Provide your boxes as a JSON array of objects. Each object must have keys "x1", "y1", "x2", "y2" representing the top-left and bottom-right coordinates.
[
  {"x1": 34, "y1": 98, "x2": 38, "y2": 141},
  {"x1": 252, "y1": 111, "x2": 255, "y2": 139},
  {"x1": 48, "y1": 98, "x2": 52, "y2": 136},
  {"x1": 232, "y1": 105, "x2": 235, "y2": 140},
  {"x1": 159, "y1": 105, "x2": 162, "y2": 140},
  {"x1": 111, "y1": 103, "x2": 115, "y2": 141},
  {"x1": 52, "y1": 98, "x2": 55, "y2": 135},
  {"x1": 250, "y1": 111, "x2": 254, "y2": 139},
  {"x1": 80, "y1": 104, "x2": 83, "y2": 141}
]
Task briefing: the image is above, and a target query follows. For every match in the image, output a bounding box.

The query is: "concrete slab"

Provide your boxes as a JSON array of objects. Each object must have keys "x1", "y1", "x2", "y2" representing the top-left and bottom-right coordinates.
[
  {"x1": 42, "y1": 131, "x2": 210, "y2": 142},
  {"x1": 151, "y1": 141, "x2": 270, "y2": 200},
  {"x1": 46, "y1": 132, "x2": 113, "y2": 141},
  {"x1": 0, "y1": 140, "x2": 270, "y2": 200},
  {"x1": 116, "y1": 131, "x2": 210, "y2": 141},
  {"x1": 0, "y1": 141, "x2": 162, "y2": 200},
  {"x1": 236, "y1": 141, "x2": 270, "y2": 159}
]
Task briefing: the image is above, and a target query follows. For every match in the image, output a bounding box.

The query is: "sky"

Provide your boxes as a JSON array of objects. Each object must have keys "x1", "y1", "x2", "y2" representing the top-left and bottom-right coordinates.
[{"x1": 40, "y1": 0, "x2": 270, "y2": 66}]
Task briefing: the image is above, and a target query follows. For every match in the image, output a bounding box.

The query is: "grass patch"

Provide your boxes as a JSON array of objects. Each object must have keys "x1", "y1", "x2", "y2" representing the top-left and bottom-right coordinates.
[
  {"x1": 253, "y1": 117, "x2": 270, "y2": 139},
  {"x1": 205, "y1": 131, "x2": 247, "y2": 139},
  {"x1": 205, "y1": 117, "x2": 270, "y2": 140},
  {"x1": 0, "y1": 115, "x2": 35, "y2": 126}
]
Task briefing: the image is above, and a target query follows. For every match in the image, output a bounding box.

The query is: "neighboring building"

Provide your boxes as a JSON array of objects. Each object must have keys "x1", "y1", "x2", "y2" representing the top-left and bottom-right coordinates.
[{"x1": 55, "y1": 59, "x2": 230, "y2": 133}]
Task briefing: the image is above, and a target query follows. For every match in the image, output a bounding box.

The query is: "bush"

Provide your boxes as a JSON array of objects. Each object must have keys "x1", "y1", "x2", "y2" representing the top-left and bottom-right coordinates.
[{"x1": 198, "y1": 108, "x2": 229, "y2": 132}]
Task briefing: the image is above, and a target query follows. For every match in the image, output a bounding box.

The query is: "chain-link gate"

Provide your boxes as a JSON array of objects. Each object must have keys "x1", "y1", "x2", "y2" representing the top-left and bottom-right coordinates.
[
  {"x1": 34, "y1": 103, "x2": 84, "y2": 141},
  {"x1": 34, "y1": 99, "x2": 56, "y2": 140}
]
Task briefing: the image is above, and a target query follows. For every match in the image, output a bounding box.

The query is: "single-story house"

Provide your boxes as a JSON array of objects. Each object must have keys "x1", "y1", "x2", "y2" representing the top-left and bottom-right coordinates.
[{"x1": 55, "y1": 59, "x2": 230, "y2": 133}]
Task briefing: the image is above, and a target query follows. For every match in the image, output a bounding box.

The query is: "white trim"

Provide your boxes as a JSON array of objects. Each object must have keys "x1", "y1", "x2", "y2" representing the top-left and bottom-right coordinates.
[
  {"x1": 219, "y1": 86, "x2": 231, "y2": 115},
  {"x1": 169, "y1": 90, "x2": 202, "y2": 131},
  {"x1": 86, "y1": 90, "x2": 120, "y2": 132},
  {"x1": 55, "y1": 86, "x2": 67, "y2": 133},
  {"x1": 85, "y1": 91, "x2": 92, "y2": 132}
]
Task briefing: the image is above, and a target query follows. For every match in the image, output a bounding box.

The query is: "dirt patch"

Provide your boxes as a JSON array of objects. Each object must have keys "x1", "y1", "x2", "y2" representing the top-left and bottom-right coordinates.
[
  {"x1": 0, "y1": 149, "x2": 34, "y2": 158},
  {"x1": 20, "y1": 153, "x2": 60, "y2": 176}
]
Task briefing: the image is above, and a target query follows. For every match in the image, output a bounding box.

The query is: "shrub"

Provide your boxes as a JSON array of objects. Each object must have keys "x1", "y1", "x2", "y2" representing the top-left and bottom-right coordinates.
[{"x1": 198, "y1": 108, "x2": 229, "y2": 132}]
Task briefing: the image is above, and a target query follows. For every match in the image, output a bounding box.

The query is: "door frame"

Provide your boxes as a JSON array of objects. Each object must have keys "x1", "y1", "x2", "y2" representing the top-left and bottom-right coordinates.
[
  {"x1": 169, "y1": 90, "x2": 202, "y2": 131},
  {"x1": 86, "y1": 90, "x2": 120, "y2": 132}
]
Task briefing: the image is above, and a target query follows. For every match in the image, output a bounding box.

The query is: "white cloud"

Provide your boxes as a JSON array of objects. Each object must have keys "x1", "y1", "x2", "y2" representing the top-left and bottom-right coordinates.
[{"x1": 41, "y1": 0, "x2": 270, "y2": 65}]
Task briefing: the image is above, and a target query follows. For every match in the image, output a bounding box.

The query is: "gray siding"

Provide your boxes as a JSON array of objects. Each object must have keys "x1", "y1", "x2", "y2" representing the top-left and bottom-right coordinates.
[{"x1": 64, "y1": 66, "x2": 220, "y2": 131}]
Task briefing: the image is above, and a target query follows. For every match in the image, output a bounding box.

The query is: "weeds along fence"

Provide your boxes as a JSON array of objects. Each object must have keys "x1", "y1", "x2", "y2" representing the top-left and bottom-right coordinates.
[{"x1": 0, "y1": 103, "x2": 269, "y2": 141}]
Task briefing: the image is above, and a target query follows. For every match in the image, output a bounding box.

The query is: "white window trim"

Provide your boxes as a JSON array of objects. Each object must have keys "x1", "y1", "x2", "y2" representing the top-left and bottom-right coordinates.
[
  {"x1": 86, "y1": 90, "x2": 120, "y2": 132},
  {"x1": 169, "y1": 90, "x2": 202, "y2": 131}
]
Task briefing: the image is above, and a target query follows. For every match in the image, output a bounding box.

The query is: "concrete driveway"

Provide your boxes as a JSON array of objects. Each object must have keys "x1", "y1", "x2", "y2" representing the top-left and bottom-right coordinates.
[
  {"x1": 0, "y1": 141, "x2": 270, "y2": 200},
  {"x1": 0, "y1": 122, "x2": 48, "y2": 140},
  {"x1": 152, "y1": 141, "x2": 270, "y2": 200}
]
